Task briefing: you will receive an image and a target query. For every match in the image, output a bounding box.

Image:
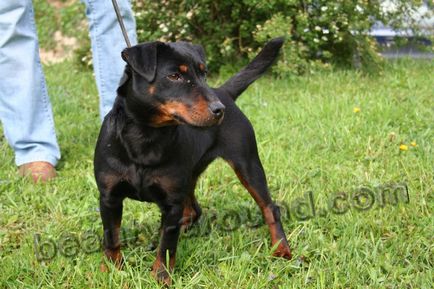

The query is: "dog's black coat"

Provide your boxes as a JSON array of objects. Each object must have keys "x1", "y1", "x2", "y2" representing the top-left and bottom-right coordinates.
[{"x1": 94, "y1": 37, "x2": 291, "y2": 283}]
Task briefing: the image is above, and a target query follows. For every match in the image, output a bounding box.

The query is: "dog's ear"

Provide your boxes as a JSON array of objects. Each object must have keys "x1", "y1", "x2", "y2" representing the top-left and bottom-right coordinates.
[
  {"x1": 116, "y1": 66, "x2": 132, "y2": 97},
  {"x1": 121, "y1": 42, "x2": 162, "y2": 82},
  {"x1": 193, "y1": 44, "x2": 206, "y2": 63}
]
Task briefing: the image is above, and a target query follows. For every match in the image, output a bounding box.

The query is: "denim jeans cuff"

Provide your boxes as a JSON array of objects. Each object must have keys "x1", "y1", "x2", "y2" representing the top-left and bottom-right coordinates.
[{"x1": 15, "y1": 154, "x2": 59, "y2": 167}]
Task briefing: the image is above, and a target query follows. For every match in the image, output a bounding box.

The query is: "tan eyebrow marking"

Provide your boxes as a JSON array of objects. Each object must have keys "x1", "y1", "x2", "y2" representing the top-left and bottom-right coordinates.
[
  {"x1": 199, "y1": 63, "x2": 205, "y2": 71},
  {"x1": 179, "y1": 65, "x2": 188, "y2": 73}
]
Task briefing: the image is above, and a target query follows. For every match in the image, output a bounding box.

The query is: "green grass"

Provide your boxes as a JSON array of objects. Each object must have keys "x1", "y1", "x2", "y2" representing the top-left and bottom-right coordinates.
[{"x1": 0, "y1": 59, "x2": 433, "y2": 288}]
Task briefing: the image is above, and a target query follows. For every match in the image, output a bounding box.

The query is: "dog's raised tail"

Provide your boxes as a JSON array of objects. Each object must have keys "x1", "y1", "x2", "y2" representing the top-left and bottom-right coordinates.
[{"x1": 218, "y1": 37, "x2": 284, "y2": 101}]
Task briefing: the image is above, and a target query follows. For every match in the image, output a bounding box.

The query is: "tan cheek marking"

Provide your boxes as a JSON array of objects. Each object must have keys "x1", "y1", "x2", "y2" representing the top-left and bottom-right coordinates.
[
  {"x1": 152, "y1": 98, "x2": 211, "y2": 126},
  {"x1": 179, "y1": 65, "x2": 188, "y2": 73},
  {"x1": 151, "y1": 113, "x2": 176, "y2": 126},
  {"x1": 148, "y1": 85, "x2": 156, "y2": 95},
  {"x1": 151, "y1": 102, "x2": 190, "y2": 126}
]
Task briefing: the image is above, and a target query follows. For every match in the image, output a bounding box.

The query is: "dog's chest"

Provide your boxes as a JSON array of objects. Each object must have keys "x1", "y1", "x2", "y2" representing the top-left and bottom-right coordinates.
[
  {"x1": 117, "y1": 124, "x2": 216, "y2": 203},
  {"x1": 127, "y1": 165, "x2": 191, "y2": 203}
]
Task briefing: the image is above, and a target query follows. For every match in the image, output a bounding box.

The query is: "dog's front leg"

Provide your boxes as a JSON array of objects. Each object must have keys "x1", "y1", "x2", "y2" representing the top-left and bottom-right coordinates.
[
  {"x1": 99, "y1": 195, "x2": 124, "y2": 269},
  {"x1": 151, "y1": 203, "x2": 184, "y2": 285}
]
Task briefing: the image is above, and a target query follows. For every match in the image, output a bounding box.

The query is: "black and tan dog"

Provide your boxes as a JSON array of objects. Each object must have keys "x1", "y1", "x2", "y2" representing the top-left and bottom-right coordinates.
[{"x1": 94, "y1": 37, "x2": 291, "y2": 284}]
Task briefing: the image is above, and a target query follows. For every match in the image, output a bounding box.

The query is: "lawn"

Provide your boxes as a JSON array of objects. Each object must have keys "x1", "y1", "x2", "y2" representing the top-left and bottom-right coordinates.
[{"x1": 0, "y1": 59, "x2": 432, "y2": 288}]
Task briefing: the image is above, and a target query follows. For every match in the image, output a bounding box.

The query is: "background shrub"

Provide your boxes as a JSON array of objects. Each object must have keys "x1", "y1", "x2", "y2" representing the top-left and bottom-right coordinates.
[
  {"x1": 33, "y1": 1, "x2": 431, "y2": 75},
  {"x1": 133, "y1": 0, "x2": 430, "y2": 75}
]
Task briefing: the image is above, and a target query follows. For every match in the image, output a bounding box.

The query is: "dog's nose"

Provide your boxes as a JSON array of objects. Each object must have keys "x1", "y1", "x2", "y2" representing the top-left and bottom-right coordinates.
[{"x1": 209, "y1": 102, "x2": 225, "y2": 119}]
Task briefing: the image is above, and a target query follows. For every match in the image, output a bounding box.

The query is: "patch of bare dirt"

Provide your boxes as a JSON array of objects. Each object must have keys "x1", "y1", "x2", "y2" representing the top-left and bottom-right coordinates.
[{"x1": 39, "y1": 30, "x2": 79, "y2": 64}]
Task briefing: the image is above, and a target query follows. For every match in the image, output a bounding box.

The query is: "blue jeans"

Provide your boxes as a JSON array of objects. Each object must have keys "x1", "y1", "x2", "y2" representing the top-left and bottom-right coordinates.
[{"x1": 0, "y1": 0, "x2": 136, "y2": 167}]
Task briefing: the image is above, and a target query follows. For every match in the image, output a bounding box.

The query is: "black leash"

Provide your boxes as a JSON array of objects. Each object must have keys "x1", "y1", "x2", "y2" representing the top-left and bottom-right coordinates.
[{"x1": 111, "y1": 0, "x2": 132, "y2": 48}]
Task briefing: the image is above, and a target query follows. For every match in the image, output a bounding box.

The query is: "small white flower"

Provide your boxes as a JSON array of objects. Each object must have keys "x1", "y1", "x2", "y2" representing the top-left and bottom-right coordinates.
[
  {"x1": 304, "y1": 28, "x2": 309, "y2": 32},
  {"x1": 321, "y1": 36, "x2": 328, "y2": 41},
  {"x1": 323, "y1": 29, "x2": 329, "y2": 34},
  {"x1": 315, "y1": 26, "x2": 321, "y2": 31},
  {"x1": 313, "y1": 38, "x2": 320, "y2": 43},
  {"x1": 321, "y1": 6, "x2": 328, "y2": 12},
  {"x1": 355, "y1": 5, "x2": 364, "y2": 13},
  {"x1": 186, "y1": 11, "x2": 193, "y2": 19}
]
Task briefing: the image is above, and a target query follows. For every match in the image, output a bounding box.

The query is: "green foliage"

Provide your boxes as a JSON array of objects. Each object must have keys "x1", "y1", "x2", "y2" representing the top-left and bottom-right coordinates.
[
  {"x1": 133, "y1": 0, "x2": 294, "y2": 71},
  {"x1": 133, "y1": 0, "x2": 428, "y2": 75},
  {"x1": 33, "y1": 0, "x2": 86, "y2": 49},
  {"x1": 58, "y1": 2, "x2": 87, "y2": 38},
  {"x1": 32, "y1": 1, "x2": 430, "y2": 74},
  {"x1": 253, "y1": 13, "x2": 323, "y2": 76},
  {"x1": 33, "y1": 0, "x2": 58, "y2": 50},
  {"x1": 33, "y1": 0, "x2": 89, "y2": 68}
]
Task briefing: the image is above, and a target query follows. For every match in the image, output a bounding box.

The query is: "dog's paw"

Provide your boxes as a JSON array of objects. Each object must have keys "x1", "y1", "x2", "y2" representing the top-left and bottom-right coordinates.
[
  {"x1": 99, "y1": 259, "x2": 124, "y2": 273},
  {"x1": 151, "y1": 264, "x2": 172, "y2": 286},
  {"x1": 101, "y1": 248, "x2": 124, "y2": 272},
  {"x1": 272, "y1": 241, "x2": 292, "y2": 260},
  {"x1": 100, "y1": 262, "x2": 109, "y2": 273},
  {"x1": 180, "y1": 207, "x2": 201, "y2": 232},
  {"x1": 180, "y1": 219, "x2": 197, "y2": 232}
]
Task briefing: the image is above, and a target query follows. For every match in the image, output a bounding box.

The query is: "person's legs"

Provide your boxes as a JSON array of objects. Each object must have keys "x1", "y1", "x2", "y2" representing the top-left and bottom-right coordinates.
[
  {"x1": 82, "y1": 0, "x2": 137, "y2": 120},
  {"x1": 0, "y1": 1, "x2": 60, "y2": 169}
]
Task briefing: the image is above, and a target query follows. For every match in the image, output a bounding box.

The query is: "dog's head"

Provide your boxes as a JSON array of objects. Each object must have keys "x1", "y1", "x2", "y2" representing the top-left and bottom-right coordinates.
[{"x1": 119, "y1": 41, "x2": 225, "y2": 127}]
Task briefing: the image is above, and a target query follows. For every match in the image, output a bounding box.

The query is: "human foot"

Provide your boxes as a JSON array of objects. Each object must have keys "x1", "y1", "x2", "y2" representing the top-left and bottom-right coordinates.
[{"x1": 18, "y1": 161, "x2": 56, "y2": 183}]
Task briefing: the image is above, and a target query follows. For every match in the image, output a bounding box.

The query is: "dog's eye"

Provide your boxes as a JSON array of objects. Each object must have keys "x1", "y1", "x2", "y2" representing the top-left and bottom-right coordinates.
[{"x1": 167, "y1": 73, "x2": 183, "y2": 82}]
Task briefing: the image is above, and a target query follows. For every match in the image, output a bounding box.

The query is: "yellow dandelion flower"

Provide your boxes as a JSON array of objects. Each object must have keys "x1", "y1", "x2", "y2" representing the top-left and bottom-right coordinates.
[
  {"x1": 399, "y1": 144, "x2": 408, "y2": 151},
  {"x1": 353, "y1": 107, "x2": 361, "y2": 113},
  {"x1": 410, "y1": 141, "x2": 417, "y2": 147}
]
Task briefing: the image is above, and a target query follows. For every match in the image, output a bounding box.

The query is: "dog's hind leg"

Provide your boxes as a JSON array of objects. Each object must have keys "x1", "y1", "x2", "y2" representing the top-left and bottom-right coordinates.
[
  {"x1": 181, "y1": 175, "x2": 204, "y2": 231},
  {"x1": 181, "y1": 192, "x2": 202, "y2": 231},
  {"x1": 224, "y1": 150, "x2": 291, "y2": 259},
  {"x1": 181, "y1": 157, "x2": 217, "y2": 231}
]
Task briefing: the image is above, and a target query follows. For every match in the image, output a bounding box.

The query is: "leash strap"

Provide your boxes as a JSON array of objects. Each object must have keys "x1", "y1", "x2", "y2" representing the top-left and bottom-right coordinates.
[{"x1": 111, "y1": 0, "x2": 132, "y2": 48}]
